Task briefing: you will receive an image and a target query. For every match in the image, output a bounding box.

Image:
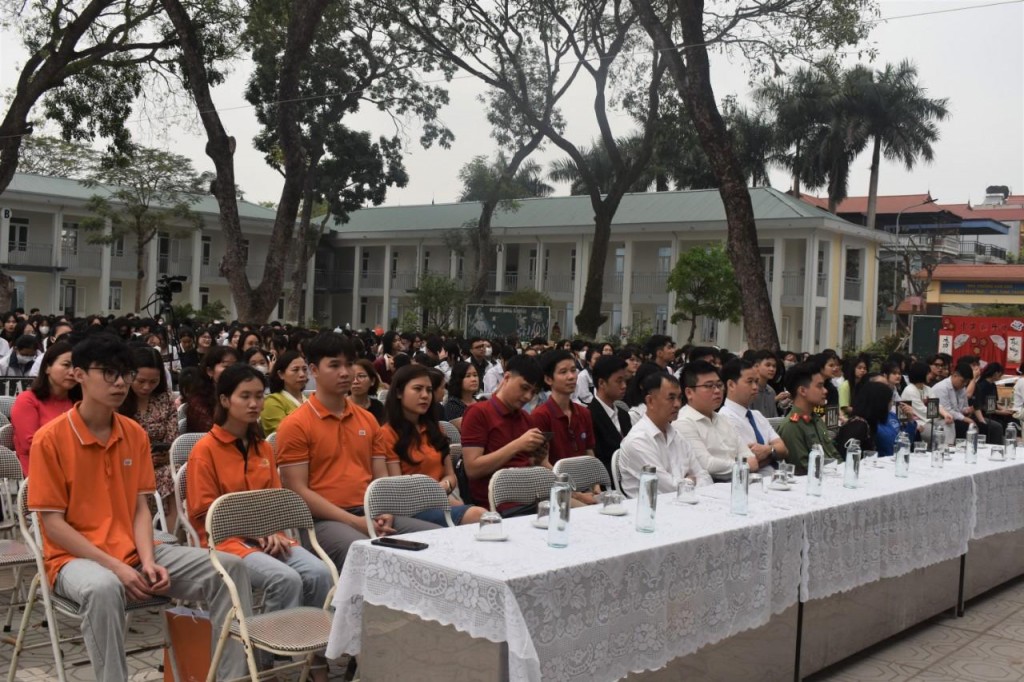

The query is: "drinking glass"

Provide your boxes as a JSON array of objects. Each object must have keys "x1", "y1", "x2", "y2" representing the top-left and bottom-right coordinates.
[
  {"x1": 675, "y1": 479, "x2": 697, "y2": 504},
  {"x1": 535, "y1": 501, "x2": 550, "y2": 528},
  {"x1": 478, "y1": 512, "x2": 504, "y2": 540},
  {"x1": 913, "y1": 442, "x2": 927, "y2": 456},
  {"x1": 955, "y1": 438, "x2": 966, "y2": 453},
  {"x1": 990, "y1": 445, "x2": 1005, "y2": 461},
  {"x1": 599, "y1": 491, "x2": 625, "y2": 513},
  {"x1": 931, "y1": 449, "x2": 944, "y2": 468},
  {"x1": 769, "y1": 471, "x2": 790, "y2": 489}
]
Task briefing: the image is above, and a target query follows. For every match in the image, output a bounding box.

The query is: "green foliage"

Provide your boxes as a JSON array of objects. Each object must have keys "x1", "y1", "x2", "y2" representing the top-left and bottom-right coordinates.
[
  {"x1": 398, "y1": 309, "x2": 422, "y2": 334},
  {"x1": 501, "y1": 288, "x2": 553, "y2": 308},
  {"x1": 667, "y1": 244, "x2": 743, "y2": 344},
  {"x1": 857, "y1": 334, "x2": 905, "y2": 358},
  {"x1": 458, "y1": 154, "x2": 552, "y2": 204},
  {"x1": 17, "y1": 136, "x2": 98, "y2": 179},
  {"x1": 973, "y1": 304, "x2": 1024, "y2": 318},
  {"x1": 608, "y1": 313, "x2": 654, "y2": 347},
  {"x1": 412, "y1": 273, "x2": 466, "y2": 332},
  {"x1": 172, "y1": 300, "x2": 230, "y2": 326}
]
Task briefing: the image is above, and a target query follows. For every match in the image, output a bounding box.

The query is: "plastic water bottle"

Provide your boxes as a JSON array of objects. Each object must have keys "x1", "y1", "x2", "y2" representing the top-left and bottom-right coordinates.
[
  {"x1": 933, "y1": 423, "x2": 945, "y2": 453},
  {"x1": 807, "y1": 444, "x2": 824, "y2": 496},
  {"x1": 1006, "y1": 422, "x2": 1018, "y2": 461},
  {"x1": 966, "y1": 422, "x2": 979, "y2": 464},
  {"x1": 636, "y1": 465, "x2": 658, "y2": 533},
  {"x1": 730, "y1": 454, "x2": 749, "y2": 515},
  {"x1": 895, "y1": 431, "x2": 911, "y2": 478},
  {"x1": 844, "y1": 439, "x2": 861, "y2": 489},
  {"x1": 547, "y1": 473, "x2": 572, "y2": 548}
]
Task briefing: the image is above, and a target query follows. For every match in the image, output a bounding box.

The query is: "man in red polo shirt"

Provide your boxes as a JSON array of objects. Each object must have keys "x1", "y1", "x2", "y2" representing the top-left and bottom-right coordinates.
[
  {"x1": 461, "y1": 355, "x2": 547, "y2": 516},
  {"x1": 530, "y1": 349, "x2": 596, "y2": 465}
]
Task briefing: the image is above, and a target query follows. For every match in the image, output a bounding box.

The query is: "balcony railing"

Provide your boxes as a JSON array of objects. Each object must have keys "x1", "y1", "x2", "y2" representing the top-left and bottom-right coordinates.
[
  {"x1": 631, "y1": 272, "x2": 666, "y2": 296},
  {"x1": 391, "y1": 271, "x2": 418, "y2": 291},
  {"x1": 603, "y1": 273, "x2": 623, "y2": 296},
  {"x1": 503, "y1": 272, "x2": 519, "y2": 291},
  {"x1": 359, "y1": 270, "x2": 385, "y2": 289},
  {"x1": 815, "y1": 272, "x2": 827, "y2": 298},
  {"x1": 543, "y1": 273, "x2": 574, "y2": 295},
  {"x1": 315, "y1": 269, "x2": 354, "y2": 292},
  {"x1": 4, "y1": 243, "x2": 53, "y2": 267},
  {"x1": 63, "y1": 245, "x2": 104, "y2": 275},
  {"x1": 782, "y1": 271, "x2": 804, "y2": 297},
  {"x1": 959, "y1": 241, "x2": 1008, "y2": 262},
  {"x1": 844, "y1": 277, "x2": 862, "y2": 301}
]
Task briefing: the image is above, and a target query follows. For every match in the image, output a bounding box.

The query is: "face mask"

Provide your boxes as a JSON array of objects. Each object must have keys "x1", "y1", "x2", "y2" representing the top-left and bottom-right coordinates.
[
  {"x1": 17, "y1": 354, "x2": 35, "y2": 364},
  {"x1": 784, "y1": 361, "x2": 795, "y2": 370},
  {"x1": 39, "y1": 326, "x2": 49, "y2": 336},
  {"x1": 484, "y1": 347, "x2": 492, "y2": 358},
  {"x1": 578, "y1": 351, "x2": 587, "y2": 360},
  {"x1": 254, "y1": 364, "x2": 269, "y2": 374}
]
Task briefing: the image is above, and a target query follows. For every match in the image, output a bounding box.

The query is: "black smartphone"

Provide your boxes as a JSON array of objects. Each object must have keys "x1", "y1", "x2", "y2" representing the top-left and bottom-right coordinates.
[
  {"x1": 371, "y1": 537, "x2": 429, "y2": 551},
  {"x1": 541, "y1": 431, "x2": 555, "y2": 442}
]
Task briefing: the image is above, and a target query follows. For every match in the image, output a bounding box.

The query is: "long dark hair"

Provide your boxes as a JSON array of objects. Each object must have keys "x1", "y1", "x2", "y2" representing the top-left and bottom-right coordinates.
[
  {"x1": 193, "y1": 345, "x2": 241, "y2": 411},
  {"x1": 120, "y1": 347, "x2": 169, "y2": 416},
  {"x1": 448, "y1": 361, "x2": 476, "y2": 401},
  {"x1": 213, "y1": 363, "x2": 266, "y2": 444},
  {"x1": 850, "y1": 381, "x2": 893, "y2": 431},
  {"x1": 383, "y1": 365, "x2": 449, "y2": 467},
  {"x1": 29, "y1": 341, "x2": 80, "y2": 401},
  {"x1": 268, "y1": 350, "x2": 304, "y2": 393}
]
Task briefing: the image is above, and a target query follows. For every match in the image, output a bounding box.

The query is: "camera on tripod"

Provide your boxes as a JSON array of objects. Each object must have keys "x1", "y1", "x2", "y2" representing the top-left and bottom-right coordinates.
[{"x1": 155, "y1": 275, "x2": 187, "y2": 306}]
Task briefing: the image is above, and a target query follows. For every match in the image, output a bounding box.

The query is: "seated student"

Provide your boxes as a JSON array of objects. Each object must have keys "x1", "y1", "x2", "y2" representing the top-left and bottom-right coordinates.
[
  {"x1": 11, "y1": 340, "x2": 78, "y2": 474},
  {"x1": 834, "y1": 381, "x2": 889, "y2": 459},
  {"x1": 776, "y1": 361, "x2": 840, "y2": 474},
  {"x1": 674, "y1": 360, "x2": 758, "y2": 479},
  {"x1": 868, "y1": 374, "x2": 921, "y2": 455},
  {"x1": 0, "y1": 334, "x2": 41, "y2": 377},
  {"x1": 348, "y1": 359, "x2": 385, "y2": 425},
  {"x1": 277, "y1": 332, "x2": 438, "y2": 570},
  {"x1": 718, "y1": 359, "x2": 787, "y2": 472},
  {"x1": 443, "y1": 361, "x2": 481, "y2": 429},
  {"x1": 461, "y1": 355, "x2": 549, "y2": 517},
  {"x1": 379, "y1": 365, "x2": 487, "y2": 526},
  {"x1": 260, "y1": 350, "x2": 309, "y2": 435},
  {"x1": 186, "y1": 345, "x2": 240, "y2": 433},
  {"x1": 619, "y1": 371, "x2": 712, "y2": 497},
  {"x1": 587, "y1": 355, "x2": 632, "y2": 480},
  {"x1": 187, "y1": 364, "x2": 332, "y2": 681},
  {"x1": 28, "y1": 332, "x2": 252, "y2": 682}
]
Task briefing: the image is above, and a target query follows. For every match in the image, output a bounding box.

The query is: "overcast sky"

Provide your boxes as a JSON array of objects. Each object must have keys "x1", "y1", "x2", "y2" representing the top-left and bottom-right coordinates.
[{"x1": 2, "y1": 1, "x2": 1022, "y2": 209}]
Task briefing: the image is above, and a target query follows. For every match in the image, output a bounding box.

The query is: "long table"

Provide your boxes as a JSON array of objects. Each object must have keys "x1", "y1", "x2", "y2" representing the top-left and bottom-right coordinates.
[{"x1": 325, "y1": 454, "x2": 1024, "y2": 681}]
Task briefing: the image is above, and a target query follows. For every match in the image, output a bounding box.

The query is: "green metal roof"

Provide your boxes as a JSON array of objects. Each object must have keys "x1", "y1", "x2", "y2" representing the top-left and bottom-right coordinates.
[
  {"x1": 328, "y1": 186, "x2": 853, "y2": 233},
  {"x1": 3, "y1": 172, "x2": 278, "y2": 222}
]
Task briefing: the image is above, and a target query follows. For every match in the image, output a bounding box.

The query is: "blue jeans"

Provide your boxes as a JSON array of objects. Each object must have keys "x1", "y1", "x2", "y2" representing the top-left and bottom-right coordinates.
[{"x1": 413, "y1": 504, "x2": 471, "y2": 526}]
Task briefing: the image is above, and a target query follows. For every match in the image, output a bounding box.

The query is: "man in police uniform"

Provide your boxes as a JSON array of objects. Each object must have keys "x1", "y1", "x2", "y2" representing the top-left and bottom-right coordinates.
[{"x1": 776, "y1": 361, "x2": 839, "y2": 474}]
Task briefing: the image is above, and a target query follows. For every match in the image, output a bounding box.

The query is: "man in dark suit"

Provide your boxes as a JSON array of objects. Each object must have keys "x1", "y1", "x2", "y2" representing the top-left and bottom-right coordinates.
[{"x1": 588, "y1": 355, "x2": 633, "y2": 479}]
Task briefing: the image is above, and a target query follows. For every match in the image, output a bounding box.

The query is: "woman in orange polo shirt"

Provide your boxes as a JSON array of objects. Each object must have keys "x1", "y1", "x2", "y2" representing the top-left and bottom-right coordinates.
[
  {"x1": 186, "y1": 364, "x2": 332, "y2": 680},
  {"x1": 380, "y1": 365, "x2": 487, "y2": 526}
]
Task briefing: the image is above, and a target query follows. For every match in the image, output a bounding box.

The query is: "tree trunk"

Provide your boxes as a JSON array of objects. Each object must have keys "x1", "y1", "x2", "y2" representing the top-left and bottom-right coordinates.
[
  {"x1": 576, "y1": 209, "x2": 612, "y2": 338},
  {"x1": 632, "y1": 0, "x2": 780, "y2": 351},
  {"x1": 687, "y1": 313, "x2": 698, "y2": 345},
  {"x1": 865, "y1": 136, "x2": 882, "y2": 230},
  {"x1": 286, "y1": 161, "x2": 320, "y2": 323},
  {"x1": 135, "y1": 244, "x2": 146, "y2": 313}
]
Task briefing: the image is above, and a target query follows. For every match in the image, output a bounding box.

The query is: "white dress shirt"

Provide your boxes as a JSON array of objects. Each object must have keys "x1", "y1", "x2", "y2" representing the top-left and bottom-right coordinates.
[
  {"x1": 673, "y1": 404, "x2": 754, "y2": 478},
  {"x1": 1014, "y1": 379, "x2": 1024, "y2": 416},
  {"x1": 573, "y1": 368, "x2": 594, "y2": 405},
  {"x1": 932, "y1": 377, "x2": 968, "y2": 421},
  {"x1": 482, "y1": 361, "x2": 505, "y2": 394},
  {"x1": 619, "y1": 415, "x2": 712, "y2": 497},
  {"x1": 594, "y1": 396, "x2": 622, "y2": 435},
  {"x1": 718, "y1": 399, "x2": 779, "y2": 447},
  {"x1": 900, "y1": 383, "x2": 933, "y2": 422}
]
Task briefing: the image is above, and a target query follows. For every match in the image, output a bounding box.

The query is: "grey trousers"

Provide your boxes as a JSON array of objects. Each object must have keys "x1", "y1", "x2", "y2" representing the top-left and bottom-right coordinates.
[
  {"x1": 307, "y1": 515, "x2": 439, "y2": 569},
  {"x1": 55, "y1": 544, "x2": 253, "y2": 682}
]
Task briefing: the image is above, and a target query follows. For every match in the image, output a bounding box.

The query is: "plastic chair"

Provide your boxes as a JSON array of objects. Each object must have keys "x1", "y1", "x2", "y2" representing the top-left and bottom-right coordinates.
[
  {"x1": 553, "y1": 455, "x2": 612, "y2": 493},
  {"x1": 488, "y1": 467, "x2": 556, "y2": 513},
  {"x1": 170, "y1": 432, "x2": 206, "y2": 475},
  {"x1": 0, "y1": 447, "x2": 32, "y2": 633},
  {"x1": 6, "y1": 481, "x2": 169, "y2": 682},
  {"x1": 177, "y1": 416, "x2": 189, "y2": 436},
  {"x1": 265, "y1": 431, "x2": 278, "y2": 456},
  {"x1": 767, "y1": 416, "x2": 786, "y2": 430},
  {"x1": 176, "y1": 403, "x2": 188, "y2": 420},
  {"x1": 363, "y1": 474, "x2": 454, "y2": 538},
  {"x1": 610, "y1": 449, "x2": 627, "y2": 496},
  {"x1": 439, "y1": 420, "x2": 461, "y2": 444},
  {"x1": 172, "y1": 462, "x2": 201, "y2": 548},
  {"x1": 0, "y1": 397, "x2": 15, "y2": 422},
  {"x1": 0, "y1": 425, "x2": 13, "y2": 453},
  {"x1": 205, "y1": 488, "x2": 338, "y2": 682}
]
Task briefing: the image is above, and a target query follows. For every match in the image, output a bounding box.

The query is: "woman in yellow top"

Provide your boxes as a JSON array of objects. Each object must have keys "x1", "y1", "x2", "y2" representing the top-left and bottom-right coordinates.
[
  {"x1": 260, "y1": 350, "x2": 308, "y2": 434},
  {"x1": 379, "y1": 365, "x2": 486, "y2": 526}
]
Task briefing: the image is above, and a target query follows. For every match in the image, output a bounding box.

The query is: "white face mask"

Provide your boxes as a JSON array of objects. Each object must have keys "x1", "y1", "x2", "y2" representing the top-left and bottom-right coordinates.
[
  {"x1": 39, "y1": 326, "x2": 50, "y2": 336},
  {"x1": 578, "y1": 350, "x2": 587, "y2": 360},
  {"x1": 784, "y1": 361, "x2": 795, "y2": 370},
  {"x1": 254, "y1": 364, "x2": 269, "y2": 375},
  {"x1": 484, "y1": 346, "x2": 492, "y2": 358},
  {"x1": 16, "y1": 354, "x2": 35, "y2": 364}
]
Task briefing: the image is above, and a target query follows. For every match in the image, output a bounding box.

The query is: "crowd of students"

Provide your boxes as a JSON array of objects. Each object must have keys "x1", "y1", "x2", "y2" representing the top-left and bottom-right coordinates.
[{"x1": 4, "y1": 307, "x2": 1021, "y2": 680}]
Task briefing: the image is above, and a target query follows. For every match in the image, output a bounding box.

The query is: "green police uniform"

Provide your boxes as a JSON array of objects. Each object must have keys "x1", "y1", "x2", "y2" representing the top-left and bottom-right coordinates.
[{"x1": 776, "y1": 405, "x2": 840, "y2": 474}]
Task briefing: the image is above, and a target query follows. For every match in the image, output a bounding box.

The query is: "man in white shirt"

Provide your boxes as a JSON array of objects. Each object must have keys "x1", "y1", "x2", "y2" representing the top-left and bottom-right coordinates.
[
  {"x1": 483, "y1": 346, "x2": 515, "y2": 394},
  {"x1": 619, "y1": 371, "x2": 712, "y2": 497},
  {"x1": 674, "y1": 360, "x2": 758, "y2": 480},
  {"x1": 572, "y1": 348, "x2": 600, "y2": 405},
  {"x1": 719, "y1": 359, "x2": 787, "y2": 471},
  {"x1": 932, "y1": 364, "x2": 974, "y2": 438}
]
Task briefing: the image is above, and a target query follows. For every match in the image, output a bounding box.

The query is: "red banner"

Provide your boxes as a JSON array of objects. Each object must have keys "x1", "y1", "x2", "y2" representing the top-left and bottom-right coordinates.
[{"x1": 940, "y1": 316, "x2": 1024, "y2": 371}]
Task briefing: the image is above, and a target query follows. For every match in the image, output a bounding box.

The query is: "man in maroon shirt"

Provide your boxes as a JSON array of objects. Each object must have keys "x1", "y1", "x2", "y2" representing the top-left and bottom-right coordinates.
[
  {"x1": 461, "y1": 355, "x2": 547, "y2": 516},
  {"x1": 530, "y1": 350, "x2": 596, "y2": 464}
]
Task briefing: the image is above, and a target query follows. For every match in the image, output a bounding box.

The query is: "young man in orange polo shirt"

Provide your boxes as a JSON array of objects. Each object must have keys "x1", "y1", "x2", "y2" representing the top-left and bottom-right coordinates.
[
  {"x1": 28, "y1": 332, "x2": 252, "y2": 682},
  {"x1": 277, "y1": 332, "x2": 438, "y2": 568}
]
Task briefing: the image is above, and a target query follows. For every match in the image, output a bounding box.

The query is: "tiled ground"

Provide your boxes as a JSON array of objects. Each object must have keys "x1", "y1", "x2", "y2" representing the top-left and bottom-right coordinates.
[{"x1": 811, "y1": 576, "x2": 1024, "y2": 682}]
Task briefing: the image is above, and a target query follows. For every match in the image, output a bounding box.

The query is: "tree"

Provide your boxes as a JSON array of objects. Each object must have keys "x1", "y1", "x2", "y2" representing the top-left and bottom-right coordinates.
[
  {"x1": 547, "y1": 136, "x2": 657, "y2": 195},
  {"x1": 848, "y1": 60, "x2": 950, "y2": 230},
  {"x1": 80, "y1": 145, "x2": 212, "y2": 312},
  {"x1": 667, "y1": 244, "x2": 742, "y2": 345},
  {"x1": 629, "y1": 0, "x2": 873, "y2": 351},
  {"x1": 15, "y1": 136, "x2": 98, "y2": 179},
  {"x1": 412, "y1": 273, "x2": 466, "y2": 332}
]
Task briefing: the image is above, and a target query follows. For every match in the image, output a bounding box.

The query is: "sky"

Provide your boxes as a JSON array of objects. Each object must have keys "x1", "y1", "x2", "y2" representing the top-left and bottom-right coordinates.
[{"x1": 2, "y1": 0, "x2": 1022, "y2": 209}]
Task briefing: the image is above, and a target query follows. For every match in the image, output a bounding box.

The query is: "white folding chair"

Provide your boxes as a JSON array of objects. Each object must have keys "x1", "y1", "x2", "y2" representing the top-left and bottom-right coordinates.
[
  {"x1": 0, "y1": 425, "x2": 13, "y2": 453},
  {"x1": 553, "y1": 455, "x2": 612, "y2": 493},
  {"x1": 205, "y1": 489, "x2": 338, "y2": 682},
  {"x1": 172, "y1": 462, "x2": 201, "y2": 548},
  {"x1": 0, "y1": 447, "x2": 32, "y2": 633},
  {"x1": 177, "y1": 416, "x2": 189, "y2": 436},
  {"x1": 488, "y1": 467, "x2": 556, "y2": 513},
  {"x1": 767, "y1": 416, "x2": 786, "y2": 430},
  {"x1": 265, "y1": 431, "x2": 278, "y2": 456},
  {"x1": 610, "y1": 449, "x2": 627, "y2": 496},
  {"x1": 439, "y1": 420, "x2": 461, "y2": 444},
  {"x1": 363, "y1": 474, "x2": 454, "y2": 538},
  {"x1": 0, "y1": 397, "x2": 15, "y2": 422},
  {"x1": 170, "y1": 432, "x2": 206, "y2": 476}
]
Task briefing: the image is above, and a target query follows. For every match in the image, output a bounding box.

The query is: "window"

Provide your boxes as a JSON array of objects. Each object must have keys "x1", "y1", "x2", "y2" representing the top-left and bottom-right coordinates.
[
  {"x1": 11, "y1": 275, "x2": 25, "y2": 311},
  {"x1": 422, "y1": 250, "x2": 430, "y2": 273},
  {"x1": 61, "y1": 222, "x2": 79, "y2": 255},
  {"x1": 108, "y1": 281, "x2": 122, "y2": 311},
  {"x1": 200, "y1": 287, "x2": 209, "y2": 308},
  {"x1": 360, "y1": 297, "x2": 368, "y2": 326},
  {"x1": 528, "y1": 248, "x2": 537, "y2": 280},
  {"x1": 456, "y1": 256, "x2": 464, "y2": 279},
  {"x1": 817, "y1": 245, "x2": 827, "y2": 275},
  {"x1": 361, "y1": 249, "x2": 370, "y2": 278},
  {"x1": 657, "y1": 247, "x2": 671, "y2": 274},
  {"x1": 240, "y1": 239, "x2": 250, "y2": 263},
  {"x1": 615, "y1": 247, "x2": 625, "y2": 274},
  {"x1": 655, "y1": 305, "x2": 668, "y2": 334},
  {"x1": 158, "y1": 232, "x2": 171, "y2": 275},
  {"x1": 700, "y1": 317, "x2": 718, "y2": 343},
  {"x1": 845, "y1": 248, "x2": 862, "y2": 279},
  {"x1": 391, "y1": 249, "x2": 399, "y2": 279},
  {"x1": 544, "y1": 249, "x2": 550, "y2": 281},
  {"x1": 59, "y1": 278, "x2": 77, "y2": 316},
  {"x1": 8, "y1": 218, "x2": 28, "y2": 253},
  {"x1": 570, "y1": 249, "x2": 577, "y2": 280},
  {"x1": 202, "y1": 236, "x2": 212, "y2": 266},
  {"x1": 760, "y1": 246, "x2": 774, "y2": 283},
  {"x1": 112, "y1": 236, "x2": 125, "y2": 258}
]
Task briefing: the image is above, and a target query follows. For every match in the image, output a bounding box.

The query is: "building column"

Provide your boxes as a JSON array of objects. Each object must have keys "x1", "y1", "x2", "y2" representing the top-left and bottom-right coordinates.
[
  {"x1": 304, "y1": 252, "x2": 316, "y2": 323},
  {"x1": 494, "y1": 242, "x2": 506, "y2": 292},
  {"x1": 668, "y1": 236, "x2": 682, "y2": 340},
  {"x1": 864, "y1": 243, "x2": 878, "y2": 343},
  {"x1": 830, "y1": 238, "x2": 845, "y2": 349},
  {"x1": 802, "y1": 235, "x2": 816, "y2": 352},
  {"x1": 534, "y1": 240, "x2": 544, "y2": 291},
  {"x1": 51, "y1": 210, "x2": 65, "y2": 315},
  {"x1": 98, "y1": 218, "x2": 112, "y2": 315},
  {"x1": 382, "y1": 244, "x2": 393, "y2": 326},
  {"x1": 189, "y1": 229, "x2": 203, "y2": 308},
  {"x1": 771, "y1": 237, "x2": 784, "y2": 324},
  {"x1": 51, "y1": 210, "x2": 63, "y2": 268},
  {"x1": 571, "y1": 237, "x2": 589, "y2": 335},
  {"x1": 415, "y1": 241, "x2": 424, "y2": 283},
  {"x1": 620, "y1": 240, "x2": 634, "y2": 336},
  {"x1": 145, "y1": 235, "x2": 159, "y2": 314},
  {"x1": 352, "y1": 245, "x2": 363, "y2": 327},
  {"x1": 0, "y1": 207, "x2": 10, "y2": 264}
]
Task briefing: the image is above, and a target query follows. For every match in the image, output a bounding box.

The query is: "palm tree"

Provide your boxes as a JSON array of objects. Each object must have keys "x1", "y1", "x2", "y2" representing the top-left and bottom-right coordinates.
[
  {"x1": 547, "y1": 137, "x2": 655, "y2": 195},
  {"x1": 845, "y1": 60, "x2": 950, "y2": 230},
  {"x1": 721, "y1": 98, "x2": 777, "y2": 188}
]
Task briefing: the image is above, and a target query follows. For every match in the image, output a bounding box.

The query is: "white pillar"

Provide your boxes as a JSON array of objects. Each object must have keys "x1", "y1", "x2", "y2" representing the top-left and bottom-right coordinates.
[
  {"x1": 189, "y1": 229, "x2": 203, "y2": 308},
  {"x1": 534, "y1": 240, "x2": 544, "y2": 291},
  {"x1": 98, "y1": 218, "x2": 112, "y2": 315},
  {"x1": 620, "y1": 240, "x2": 634, "y2": 335},
  {"x1": 382, "y1": 244, "x2": 393, "y2": 326},
  {"x1": 415, "y1": 241, "x2": 424, "y2": 284},
  {"x1": 352, "y1": 245, "x2": 363, "y2": 327},
  {"x1": 0, "y1": 207, "x2": 10, "y2": 263},
  {"x1": 495, "y1": 242, "x2": 506, "y2": 292},
  {"x1": 145, "y1": 235, "x2": 159, "y2": 313},
  {"x1": 771, "y1": 237, "x2": 784, "y2": 323},
  {"x1": 448, "y1": 249, "x2": 458, "y2": 280},
  {"x1": 52, "y1": 211, "x2": 65, "y2": 315},
  {"x1": 667, "y1": 236, "x2": 682, "y2": 340},
  {"x1": 304, "y1": 252, "x2": 316, "y2": 323},
  {"x1": 51, "y1": 210, "x2": 63, "y2": 268},
  {"x1": 802, "y1": 235, "x2": 816, "y2": 353},
  {"x1": 571, "y1": 237, "x2": 588, "y2": 333}
]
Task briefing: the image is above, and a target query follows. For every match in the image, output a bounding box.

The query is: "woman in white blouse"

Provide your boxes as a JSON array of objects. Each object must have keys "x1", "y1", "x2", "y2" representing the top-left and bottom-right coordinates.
[{"x1": 901, "y1": 361, "x2": 953, "y2": 443}]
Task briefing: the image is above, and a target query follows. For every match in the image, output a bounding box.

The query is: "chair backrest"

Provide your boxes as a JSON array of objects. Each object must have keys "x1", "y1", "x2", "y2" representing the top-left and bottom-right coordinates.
[
  {"x1": 488, "y1": 467, "x2": 556, "y2": 512},
  {"x1": 553, "y1": 455, "x2": 611, "y2": 492},
  {"x1": 0, "y1": 423, "x2": 13, "y2": 452},
  {"x1": 0, "y1": 442, "x2": 23, "y2": 482},
  {"x1": 206, "y1": 488, "x2": 315, "y2": 546},
  {"x1": 15, "y1": 480, "x2": 47, "y2": 580},
  {"x1": 610, "y1": 449, "x2": 627, "y2": 497},
  {"x1": 377, "y1": 389, "x2": 388, "y2": 402},
  {"x1": 0, "y1": 410, "x2": 10, "y2": 428},
  {"x1": 0, "y1": 446, "x2": 23, "y2": 528},
  {"x1": 0, "y1": 395, "x2": 16, "y2": 420},
  {"x1": 363, "y1": 474, "x2": 453, "y2": 538},
  {"x1": 176, "y1": 403, "x2": 188, "y2": 420},
  {"x1": 439, "y1": 420, "x2": 461, "y2": 444},
  {"x1": 177, "y1": 416, "x2": 188, "y2": 436},
  {"x1": 170, "y1": 432, "x2": 206, "y2": 475},
  {"x1": 265, "y1": 431, "x2": 278, "y2": 456},
  {"x1": 767, "y1": 416, "x2": 785, "y2": 430},
  {"x1": 613, "y1": 400, "x2": 629, "y2": 413},
  {"x1": 173, "y1": 462, "x2": 201, "y2": 547}
]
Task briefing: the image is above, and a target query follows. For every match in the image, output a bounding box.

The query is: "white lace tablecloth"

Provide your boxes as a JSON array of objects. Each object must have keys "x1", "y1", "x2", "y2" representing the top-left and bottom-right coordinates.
[{"x1": 327, "y1": 495, "x2": 802, "y2": 681}]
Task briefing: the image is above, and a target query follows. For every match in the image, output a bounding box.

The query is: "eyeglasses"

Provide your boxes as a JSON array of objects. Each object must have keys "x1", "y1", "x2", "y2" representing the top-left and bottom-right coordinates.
[
  {"x1": 353, "y1": 373, "x2": 370, "y2": 380},
  {"x1": 690, "y1": 381, "x2": 725, "y2": 392},
  {"x1": 88, "y1": 367, "x2": 138, "y2": 384}
]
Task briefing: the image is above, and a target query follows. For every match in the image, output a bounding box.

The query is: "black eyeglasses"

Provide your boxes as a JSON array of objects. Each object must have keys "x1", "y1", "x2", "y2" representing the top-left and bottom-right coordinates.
[
  {"x1": 88, "y1": 367, "x2": 138, "y2": 384},
  {"x1": 690, "y1": 381, "x2": 725, "y2": 392}
]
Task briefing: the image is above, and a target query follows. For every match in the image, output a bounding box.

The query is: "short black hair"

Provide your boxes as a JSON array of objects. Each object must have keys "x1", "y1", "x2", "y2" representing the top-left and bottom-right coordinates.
[
  {"x1": 644, "y1": 334, "x2": 673, "y2": 357},
  {"x1": 305, "y1": 332, "x2": 356, "y2": 366},
  {"x1": 13, "y1": 335, "x2": 37, "y2": 352},
  {"x1": 540, "y1": 349, "x2": 575, "y2": 378},
  {"x1": 907, "y1": 361, "x2": 929, "y2": 385},
  {"x1": 71, "y1": 331, "x2": 133, "y2": 372},
  {"x1": 681, "y1": 360, "x2": 719, "y2": 389},
  {"x1": 425, "y1": 336, "x2": 443, "y2": 354},
  {"x1": 504, "y1": 354, "x2": 542, "y2": 386},
  {"x1": 689, "y1": 346, "x2": 719, "y2": 363},
  {"x1": 784, "y1": 361, "x2": 820, "y2": 395},
  {"x1": 592, "y1": 355, "x2": 627, "y2": 386},
  {"x1": 642, "y1": 370, "x2": 678, "y2": 399},
  {"x1": 750, "y1": 349, "x2": 776, "y2": 364},
  {"x1": 721, "y1": 358, "x2": 754, "y2": 385},
  {"x1": 953, "y1": 363, "x2": 974, "y2": 383}
]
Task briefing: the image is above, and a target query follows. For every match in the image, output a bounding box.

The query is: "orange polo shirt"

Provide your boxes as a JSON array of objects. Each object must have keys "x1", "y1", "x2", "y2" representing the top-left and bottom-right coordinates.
[
  {"x1": 276, "y1": 394, "x2": 384, "y2": 510},
  {"x1": 28, "y1": 406, "x2": 157, "y2": 587},
  {"x1": 186, "y1": 424, "x2": 293, "y2": 558},
  {"x1": 380, "y1": 424, "x2": 446, "y2": 481}
]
